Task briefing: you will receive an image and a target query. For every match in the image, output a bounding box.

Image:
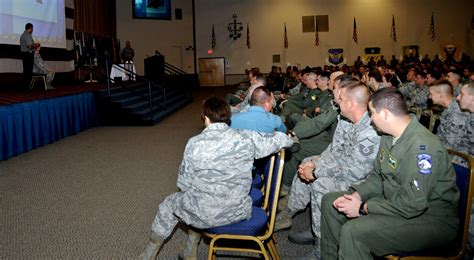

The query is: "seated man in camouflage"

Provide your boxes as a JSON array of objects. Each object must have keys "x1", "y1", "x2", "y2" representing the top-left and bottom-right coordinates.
[
  {"x1": 275, "y1": 82, "x2": 381, "y2": 258},
  {"x1": 138, "y1": 97, "x2": 293, "y2": 260},
  {"x1": 429, "y1": 80, "x2": 472, "y2": 165},
  {"x1": 320, "y1": 88, "x2": 458, "y2": 260}
]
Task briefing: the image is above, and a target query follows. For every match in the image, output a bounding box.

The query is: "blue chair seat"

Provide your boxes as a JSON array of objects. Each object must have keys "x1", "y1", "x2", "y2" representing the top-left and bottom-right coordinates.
[
  {"x1": 250, "y1": 187, "x2": 263, "y2": 207},
  {"x1": 252, "y1": 173, "x2": 263, "y2": 189},
  {"x1": 205, "y1": 206, "x2": 268, "y2": 236}
]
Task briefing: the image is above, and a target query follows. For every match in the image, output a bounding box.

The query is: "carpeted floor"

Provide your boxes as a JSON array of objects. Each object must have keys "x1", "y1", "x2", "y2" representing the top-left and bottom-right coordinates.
[{"x1": 0, "y1": 86, "x2": 314, "y2": 259}]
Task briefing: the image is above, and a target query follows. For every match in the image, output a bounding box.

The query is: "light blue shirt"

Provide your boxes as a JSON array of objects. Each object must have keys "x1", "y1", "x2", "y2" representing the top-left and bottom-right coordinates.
[{"x1": 231, "y1": 106, "x2": 286, "y2": 133}]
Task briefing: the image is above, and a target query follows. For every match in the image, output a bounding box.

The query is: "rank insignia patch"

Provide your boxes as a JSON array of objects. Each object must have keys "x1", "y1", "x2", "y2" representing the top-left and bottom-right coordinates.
[
  {"x1": 359, "y1": 138, "x2": 375, "y2": 157},
  {"x1": 388, "y1": 154, "x2": 397, "y2": 169}
]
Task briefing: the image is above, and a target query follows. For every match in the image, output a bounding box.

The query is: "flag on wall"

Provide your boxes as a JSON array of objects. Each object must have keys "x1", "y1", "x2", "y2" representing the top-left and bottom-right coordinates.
[
  {"x1": 429, "y1": 13, "x2": 435, "y2": 41},
  {"x1": 352, "y1": 17, "x2": 358, "y2": 44},
  {"x1": 211, "y1": 24, "x2": 216, "y2": 49},
  {"x1": 246, "y1": 23, "x2": 250, "y2": 49},
  {"x1": 284, "y1": 23, "x2": 288, "y2": 48},
  {"x1": 391, "y1": 15, "x2": 397, "y2": 42},
  {"x1": 314, "y1": 17, "x2": 319, "y2": 46}
]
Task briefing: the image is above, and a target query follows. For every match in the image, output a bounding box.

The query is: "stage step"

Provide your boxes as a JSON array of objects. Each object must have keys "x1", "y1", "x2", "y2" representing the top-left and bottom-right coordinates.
[{"x1": 94, "y1": 83, "x2": 191, "y2": 126}]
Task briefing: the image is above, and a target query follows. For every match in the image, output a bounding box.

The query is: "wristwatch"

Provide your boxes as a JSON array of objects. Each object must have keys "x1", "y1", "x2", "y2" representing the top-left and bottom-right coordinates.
[{"x1": 359, "y1": 202, "x2": 367, "y2": 216}]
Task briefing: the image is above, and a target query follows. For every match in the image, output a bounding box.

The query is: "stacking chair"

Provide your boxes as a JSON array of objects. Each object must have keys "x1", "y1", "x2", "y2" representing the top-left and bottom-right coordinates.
[
  {"x1": 385, "y1": 150, "x2": 473, "y2": 260},
  {"x1": 251, "y1": 155, "x2": 276, "y2": 208},
  {"x1": 30, "y1": 74, "x2": 47, "y2": 91},
  {"x1": 203, "y1": 149, "x2": 285, "y2": 260}
]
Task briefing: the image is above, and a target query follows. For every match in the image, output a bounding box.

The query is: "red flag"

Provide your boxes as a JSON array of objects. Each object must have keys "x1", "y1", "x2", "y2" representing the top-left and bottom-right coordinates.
[
  {"x1": 246, "y1": 23, "x2": 250, "y2": 49},
  {"x1": 211, "y1": 24, "x2": 216, "y2": 49},
  {"x1": 352, "y1": 17, "x2": 358, "y2": 44},
  {"x1": 314, "y1": 17, "x2": 319, "y2": 46},
  {"x1": 284, "y1": 23, "x2": 288, "y2": 48},
  {"x1": 391, "y1": 15, "x2": 397, "y2": 42},
  {"x1": 429, "y1": 13, "x2": 435, "y2": 41}
]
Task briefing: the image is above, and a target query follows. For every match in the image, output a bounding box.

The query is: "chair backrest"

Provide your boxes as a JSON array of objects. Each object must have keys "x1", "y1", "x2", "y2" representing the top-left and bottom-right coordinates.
[
  {"x1": 260, "y1": 149, "x2": 285, "y2": 240},
  {"x1": 261, "y1": 155, "x2": 276, "y2": 210},
  {"x1": 448, "y1": 149, "x2": 473, "y2": 258}
]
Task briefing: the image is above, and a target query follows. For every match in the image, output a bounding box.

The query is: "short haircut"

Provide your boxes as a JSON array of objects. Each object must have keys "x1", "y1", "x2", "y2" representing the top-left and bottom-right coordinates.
[
  {"x1": 306, "y1": 72, "x2": 317, "y2": 81},
  {"x1": 25, "y1": 23, "x2": 33, "y2": 30},
  {"x1": 254, "y1": 75, "x2": 267, "y2": 85},
  {"x1": 427, "y1": 70, "x2": 441, "y2": 80},
  {"x1": 430, "y1": 79, "x2": 453, "y2": 95},
  {"x1": 250, "y1": 86, "x2": 272, "y2": 106},
  {"x1": 463, "y1": 82, "x2": 474, "y2": 95},
  {"x1": 248, "y1": 67, "x2": 260, "y2": 76},
  {"x1": 368, "y1": 70, "x2": 383, "y2": 82},
  {"x1": 343, "y1": 82, "x2": 371, "y2": 106},
  {"x1": 336, "y1": 74, "x2": 359, "y2": 88},
  {"x1": 449, "y1": 71, "x2": 461, "y2": 81},
  {"x1": 369, "y1": 88, "x2": 408, "y2": 117},
  {"x1": 319, "y1": 71, "x2": 331, "y2": 80},
  {"x1": 202, "y1": 96, "x2": 231, "y2": 125}
]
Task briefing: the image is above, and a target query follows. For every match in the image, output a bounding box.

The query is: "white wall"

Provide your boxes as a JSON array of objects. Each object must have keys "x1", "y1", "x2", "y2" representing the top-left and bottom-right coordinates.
[
  {"x1": 117, "y1": 0, "x2": 474, "y2": 76},
  {"x1": 195, "y1": 0, "x2": 474, "y2": 74},
  {"x1": 116, "y1": 0, "x2": 194, "y2": 74}
]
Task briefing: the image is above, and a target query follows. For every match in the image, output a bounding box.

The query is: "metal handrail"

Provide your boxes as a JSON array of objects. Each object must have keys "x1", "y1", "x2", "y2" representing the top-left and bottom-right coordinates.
[
  {"x1": 108, "y1": 64, "x2": 167, "y2": 120},
  {"x1": 164, "y1": 62, "x2": 186, "y2": 75}
]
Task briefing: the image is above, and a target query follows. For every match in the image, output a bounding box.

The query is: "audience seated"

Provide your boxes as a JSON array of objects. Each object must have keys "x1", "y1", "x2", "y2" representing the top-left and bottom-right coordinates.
[
  {"x1": 230, "y1": 86, "x2": 286, "y2": 133},
  {"x1": 138, "y1": 97, "x2": 293, "y2": 260}
]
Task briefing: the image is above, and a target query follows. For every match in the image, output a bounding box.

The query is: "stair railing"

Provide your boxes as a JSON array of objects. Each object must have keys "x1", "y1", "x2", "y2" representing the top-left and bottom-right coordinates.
[{"x1": 108, "y1": 64, "x2": 167, "y2": 120}]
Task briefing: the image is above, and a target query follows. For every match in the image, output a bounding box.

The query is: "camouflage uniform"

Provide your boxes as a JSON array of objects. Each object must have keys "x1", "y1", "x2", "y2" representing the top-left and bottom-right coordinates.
[
  {"x1": 321, "y1": 115, "x2": 458, "y2": 260},
  {"x1": 282, "y1": 92, "x2": 338, "y2": 187},
  {"x1": 151, "y1": 123, "x2": 293, "y2": 239},
  {"x1": 437, "y1": 99, "x2": 473, "y2": 165},
  {"x1": 286, "y1": 112, "x2": 381, "y2": 239},
  {"x1": 398, "y1": 82, "x2": 416, "y2": 107},
  {"x1": 453, "y1": 83, "x2": 462, "y2": 98},
  {"x1": 410, "y1": 85, "x2": 429, "y2": 109}
]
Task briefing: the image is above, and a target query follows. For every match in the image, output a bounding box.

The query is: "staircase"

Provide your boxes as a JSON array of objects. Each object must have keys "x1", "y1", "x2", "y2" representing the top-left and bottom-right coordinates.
[{"x1": 94, "y1": 81, "x2": 192, "y2": 126}]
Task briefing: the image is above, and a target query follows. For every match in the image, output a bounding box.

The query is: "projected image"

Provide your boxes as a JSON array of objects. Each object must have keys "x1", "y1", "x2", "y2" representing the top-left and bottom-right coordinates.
[
  {"x1": 132, "y1": 0, "x2": 171, "y2": 20},
  {"x1": 0, "y1": 0, "x2": 66, "y2": 49}
]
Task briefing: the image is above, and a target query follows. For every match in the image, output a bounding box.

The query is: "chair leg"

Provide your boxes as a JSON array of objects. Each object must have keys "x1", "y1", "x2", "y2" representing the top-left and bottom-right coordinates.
[
  {"x1": 268, "y1": 238, "x2": 280, "y2": 260},
  {"x1": 43, "y1": 77, "x2": 47, "y2": 91},
  {"x1": 29, "y1": 78, "x2": 36, "y2": 89},
  {"x1": 207, "y1": 238, "x2": 217, "y2": 260}
]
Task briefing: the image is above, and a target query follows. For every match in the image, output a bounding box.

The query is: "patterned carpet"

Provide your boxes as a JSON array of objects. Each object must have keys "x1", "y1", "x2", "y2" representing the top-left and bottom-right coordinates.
[{"x1": 0, "y1": 86, "x2": 314, "y2": 259}]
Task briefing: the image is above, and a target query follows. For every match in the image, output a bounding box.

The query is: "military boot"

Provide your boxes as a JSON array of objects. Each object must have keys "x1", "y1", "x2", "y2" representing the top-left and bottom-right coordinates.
[
  {"x1": 138, "y1": 232, "x2": 163, "y2": 260},
  {"x1": 273, "y1": 208, "x2": 295, "y2": 232},
  {"x1": 288, "y1": 229, "x2": 315, "y2": 245},
  {"x1": 178, "y1": 229, "x2": 202, "y2": 260}
]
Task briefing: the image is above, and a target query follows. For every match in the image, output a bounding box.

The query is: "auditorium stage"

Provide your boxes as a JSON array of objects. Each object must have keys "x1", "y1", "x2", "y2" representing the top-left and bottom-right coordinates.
[
  {"x1": 0, "y1": 82, "x2": 106, "y2": 161},
  {"x1": 0, "y1": 82, "x2": 108, "y2": 106}
]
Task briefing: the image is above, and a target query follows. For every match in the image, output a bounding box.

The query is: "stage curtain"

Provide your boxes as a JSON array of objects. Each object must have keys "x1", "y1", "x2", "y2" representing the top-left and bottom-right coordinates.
[
  {"x1": 0, "y1": 93, "x2": 97, "y2": 161},
  {"x1": 74, "y1": 0, "x2": 116, "y2": 38}
]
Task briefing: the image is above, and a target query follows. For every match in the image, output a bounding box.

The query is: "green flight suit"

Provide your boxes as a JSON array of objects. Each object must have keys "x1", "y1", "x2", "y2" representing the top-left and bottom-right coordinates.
[
  {"x1": 282, "y1": 92, "x2": 338, "y2": 187},
  {"x1": 321, "y1": 115, "x2": 459, "y2": 260},
  {"x1": 280, "y1": 87, "x2": 321, "y2": 121}
]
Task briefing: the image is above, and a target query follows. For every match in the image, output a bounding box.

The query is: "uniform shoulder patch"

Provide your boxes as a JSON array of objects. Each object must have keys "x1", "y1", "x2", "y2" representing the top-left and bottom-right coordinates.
[
  {"x1": 359, "y1": 138, "x2": 375, "y2": 157},
  {"x1": 417, "y1": 154, "x2": 432, "y2": 174}
]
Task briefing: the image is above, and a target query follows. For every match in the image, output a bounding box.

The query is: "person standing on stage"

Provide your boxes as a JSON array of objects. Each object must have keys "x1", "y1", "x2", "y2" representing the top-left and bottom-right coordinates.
[
  {"x1": 20, "y1": 23, "x2": 37, "y2": 81},
  {"x1": 120, "y1": 41, "x2": 135, "y2": 63}
]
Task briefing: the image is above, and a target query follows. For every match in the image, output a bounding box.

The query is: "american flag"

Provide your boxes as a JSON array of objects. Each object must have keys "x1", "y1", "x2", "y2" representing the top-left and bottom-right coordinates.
[
  {"x1": 429, "y1": 13, "x2": 435, "y2": 41},
  {"x1": 315, "y1": 17, "x2": 319, "y2": 46},
  {"x1": 246, "y1": 23, "x2": 250, "y2": 49},
  {"x1": 352, "y1": 17, "x2": 358, "y2": 44},
  {"x1": 391, "y1": 15, "x2": 397, "y2": 42},
  {"x1": 284, "y1": 23, "x2": 288, "y2": 49},
  {"x1": 211, "y1": 24, "x2": 216, "y2": 49}
]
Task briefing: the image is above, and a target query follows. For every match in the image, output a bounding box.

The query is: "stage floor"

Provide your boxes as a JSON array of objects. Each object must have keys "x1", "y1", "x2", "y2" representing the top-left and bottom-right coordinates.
[{"x1": 0, "y1": 82, "x2": 109, "y2": 106}]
